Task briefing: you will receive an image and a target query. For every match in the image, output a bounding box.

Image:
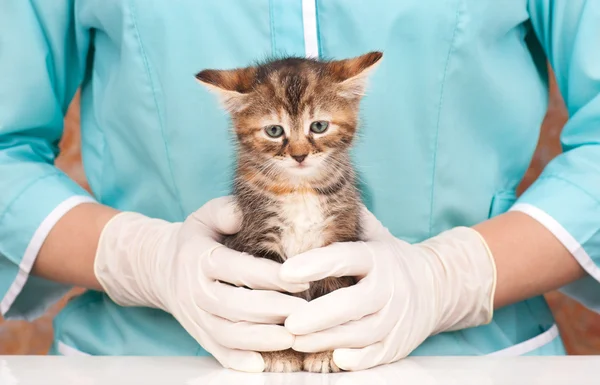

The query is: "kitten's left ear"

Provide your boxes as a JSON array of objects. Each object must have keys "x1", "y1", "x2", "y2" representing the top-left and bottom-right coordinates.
[
  {"x1": 327, "y1": 51, "x2": 383, "y2": 99},
  {"x1": 195, "y1": 66, "x2": 257, "y2": 113}
]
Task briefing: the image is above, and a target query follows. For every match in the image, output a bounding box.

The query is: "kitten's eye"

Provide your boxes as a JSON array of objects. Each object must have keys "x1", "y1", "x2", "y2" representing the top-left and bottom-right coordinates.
[
  {"x1": 265, "y1": 125, "x2": 284, "y2": 138},
  {"x1": 310, "y1": 121, "x2": 329, "y2": 134}
]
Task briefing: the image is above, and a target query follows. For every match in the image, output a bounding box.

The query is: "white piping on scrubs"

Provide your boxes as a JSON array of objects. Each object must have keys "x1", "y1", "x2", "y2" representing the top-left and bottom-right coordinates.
[
  {"x1": 510, "y1": 203, "x2": 600, "y2": 283},
  {"x1": 302, "y1": 0, "x2": 319, "y2": 58},
  {"x1": 0, "y1": 195, "x2": 97, "y2": 315},
  {"x1": 57, "y1": 341, "x2": 91, "y2": 356},
  {"x1": 486, "y1": 324, "x2": 560, "y2": 356}
]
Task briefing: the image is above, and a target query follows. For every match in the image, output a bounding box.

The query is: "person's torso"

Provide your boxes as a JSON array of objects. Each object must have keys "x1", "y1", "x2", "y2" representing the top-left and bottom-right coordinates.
[{"x1": 52, "y1": 0, "x2": 565, "y2": 357}]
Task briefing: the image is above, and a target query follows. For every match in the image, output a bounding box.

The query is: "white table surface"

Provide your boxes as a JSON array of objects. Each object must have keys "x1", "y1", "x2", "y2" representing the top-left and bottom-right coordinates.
[{"x1": 0, "y1": 355, "x2": 597, "y2": 385}]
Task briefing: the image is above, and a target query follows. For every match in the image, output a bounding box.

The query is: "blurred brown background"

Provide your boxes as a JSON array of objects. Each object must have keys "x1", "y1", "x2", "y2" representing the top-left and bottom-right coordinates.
[{"x1": 1, "y1": 68, "x2": 600, "y2": 355}]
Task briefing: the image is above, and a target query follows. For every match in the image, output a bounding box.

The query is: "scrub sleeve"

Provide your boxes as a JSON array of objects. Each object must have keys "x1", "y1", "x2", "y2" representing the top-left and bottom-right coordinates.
[
  {"x1": 512, "y1": 0, "x2": 600, "y2": 311},
  {"x1": 0, "y1": 1, "x2": 96, "y2": 320}
]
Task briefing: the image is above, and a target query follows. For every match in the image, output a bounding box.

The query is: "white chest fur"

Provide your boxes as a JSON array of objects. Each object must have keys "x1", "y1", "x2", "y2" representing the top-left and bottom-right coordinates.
[{"x1": 277, "y1": 193, "x2": 326, "y2": 259}]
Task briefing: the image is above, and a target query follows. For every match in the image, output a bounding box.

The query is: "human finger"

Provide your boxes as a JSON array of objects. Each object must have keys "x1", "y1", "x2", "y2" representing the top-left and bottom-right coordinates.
[
  {"x1": 204, "y1": 246, "x2": 310, "y2": 293},
  {"x1": 358, "y1": 206, "x2": 393, "y2": 241},
  {"x1": 203, "y1": 312, "x2": 296, "y2": 352},
  {"x1": 279, "y1": 242, "x2": 373, "y2": 284},
  {"x1": 176, "y1": 311, "x2": 266, "y2": 373},
  {"x1": 192, "y1": 196, "x2": 242, "y2": 235},
  {"x1": 202, "y1": 280, "x2": 308, "y2": 324},
  {"x1": 333, "y1": 342, "x2": 389, "y2": 372},
  {"x1": 284, "y1": 279, "x2": 388, "y2": 335},
  {"x1": 291, "y1": 309, "x2": 395, "y2": 353}
]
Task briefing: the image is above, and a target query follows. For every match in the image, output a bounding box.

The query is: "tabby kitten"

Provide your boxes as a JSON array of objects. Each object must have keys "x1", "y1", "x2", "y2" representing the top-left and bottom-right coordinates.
[{"x1": 195, "y1": 51, "x2": 383, "y2": 373}]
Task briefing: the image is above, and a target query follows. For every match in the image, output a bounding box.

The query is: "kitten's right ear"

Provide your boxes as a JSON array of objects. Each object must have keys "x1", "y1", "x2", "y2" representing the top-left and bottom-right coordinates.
[{"x1": 195, "y1": 67, "x2": 256, "y2": 113}]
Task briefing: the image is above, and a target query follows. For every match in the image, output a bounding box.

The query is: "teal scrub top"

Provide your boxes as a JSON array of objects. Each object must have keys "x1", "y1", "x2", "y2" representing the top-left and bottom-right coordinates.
[{"x1": 1, "y1": 0, "x2": 600, "y2": 357}]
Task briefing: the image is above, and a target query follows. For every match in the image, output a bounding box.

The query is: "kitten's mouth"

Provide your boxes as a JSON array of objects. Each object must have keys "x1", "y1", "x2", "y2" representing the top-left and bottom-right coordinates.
[{"x1": 286, "y1": 162, "x2": 315, "y2": 175}]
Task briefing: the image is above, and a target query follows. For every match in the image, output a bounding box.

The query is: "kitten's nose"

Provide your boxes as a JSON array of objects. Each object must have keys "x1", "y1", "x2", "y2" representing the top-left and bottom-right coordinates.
[{"x1": 291, "y1": 154, "x2": 307, "y2": 164}]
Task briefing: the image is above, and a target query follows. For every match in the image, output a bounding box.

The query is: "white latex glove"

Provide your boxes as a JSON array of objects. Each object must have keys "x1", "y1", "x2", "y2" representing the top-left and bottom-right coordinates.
[
  {"x1": 94, "y1": 196, "x2": 309, "y2": 372},
  {"x1": 280, "y1": 207, "x2": 497, "y2": 371}
]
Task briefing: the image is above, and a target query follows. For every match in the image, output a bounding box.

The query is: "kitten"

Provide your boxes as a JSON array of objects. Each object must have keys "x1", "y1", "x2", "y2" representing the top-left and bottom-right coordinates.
[{"x1": 195, "y1": 51, "x2": 382, "y2": 373}]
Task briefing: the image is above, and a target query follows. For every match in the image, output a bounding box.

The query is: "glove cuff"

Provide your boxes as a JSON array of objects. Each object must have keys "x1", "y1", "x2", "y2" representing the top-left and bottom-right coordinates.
[
  {"x1": 420, "y1": 226, "x2": 497, "y2": 334},
  {"x1": 94, "y1": 211, "x2": 178, "y2": 310}
]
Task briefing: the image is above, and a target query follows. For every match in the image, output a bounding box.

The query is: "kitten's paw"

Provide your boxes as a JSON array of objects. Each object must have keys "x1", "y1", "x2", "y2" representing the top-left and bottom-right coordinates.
[
  {"x1": 303, "y1": 351, "x2": 341, "y2": 373},
  {"x1": 262, "y1": 350, "x2": 304, "y2": 373}
]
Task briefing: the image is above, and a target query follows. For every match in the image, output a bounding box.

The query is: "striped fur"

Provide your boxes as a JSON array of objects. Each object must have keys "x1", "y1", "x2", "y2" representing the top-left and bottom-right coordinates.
[{"x1": 196, "y1": 51, "x2": 382, "y2": 373}]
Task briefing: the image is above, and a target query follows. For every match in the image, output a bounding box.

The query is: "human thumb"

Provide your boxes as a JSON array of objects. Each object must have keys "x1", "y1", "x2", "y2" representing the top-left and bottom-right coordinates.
[
  {"x1": 191, "y1": 196, "x2": 243, "y2": 235},
  {"x1": 359, "y1": 206, "x2": 393, "y2": 241}
]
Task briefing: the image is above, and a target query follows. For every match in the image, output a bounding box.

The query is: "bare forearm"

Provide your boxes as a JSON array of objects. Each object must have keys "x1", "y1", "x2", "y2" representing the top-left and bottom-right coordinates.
[
  {"x1": 473, "y1": 210, "x2": 586, "y2": 309},
  {"x1": 32, "y1": 203, "x2": 120, "y2": 291}
]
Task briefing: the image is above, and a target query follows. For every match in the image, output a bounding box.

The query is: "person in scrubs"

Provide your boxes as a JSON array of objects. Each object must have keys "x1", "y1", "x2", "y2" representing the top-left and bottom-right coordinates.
[{"x1": 1, "y1": 0, "x2": 599, "y2": 373}]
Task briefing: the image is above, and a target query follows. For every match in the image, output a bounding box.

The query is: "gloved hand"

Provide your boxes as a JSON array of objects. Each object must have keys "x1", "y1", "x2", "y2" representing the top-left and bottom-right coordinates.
[
  {"x1": 280, "y1": 207, "x2": 497, "y2": 371},
  {"x1": 94, "y1": 196, "x2": 308, "y2": 372}
]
